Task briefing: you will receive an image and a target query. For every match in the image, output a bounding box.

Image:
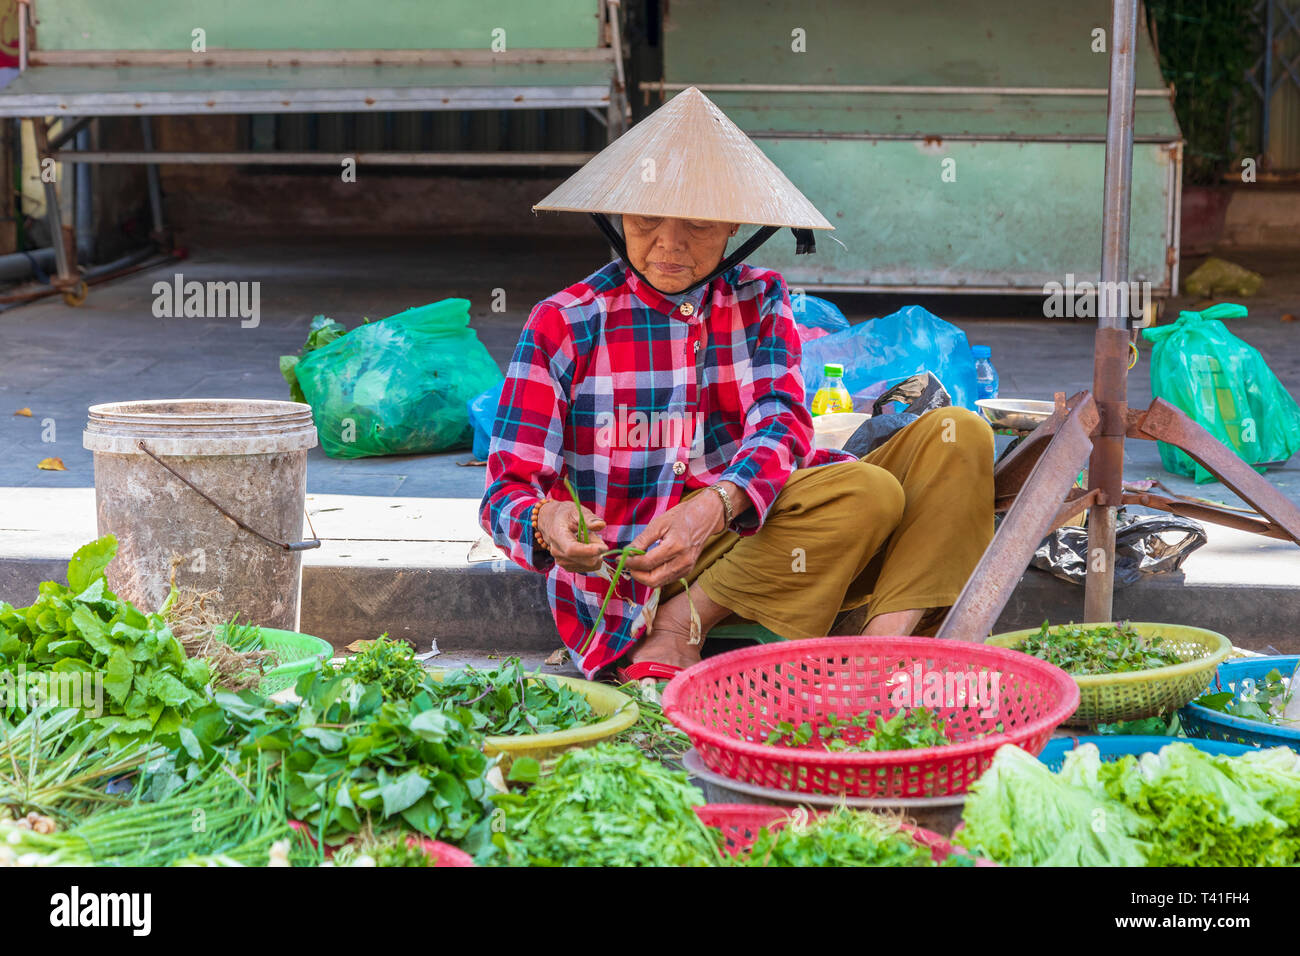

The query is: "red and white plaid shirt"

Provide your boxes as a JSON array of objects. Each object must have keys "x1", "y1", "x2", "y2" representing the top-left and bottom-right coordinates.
[{"x1": 480, "y1": 259, "x2": 851, "y2": 677}]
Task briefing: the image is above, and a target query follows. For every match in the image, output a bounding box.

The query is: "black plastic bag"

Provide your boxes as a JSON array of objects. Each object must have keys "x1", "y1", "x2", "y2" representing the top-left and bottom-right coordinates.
[
  {"x1": 1030, "y1": 513, "x2": 1208, "y2": 588},
  {"x1": 842, "y1": 372, "x2": 952, "y2": 457}
]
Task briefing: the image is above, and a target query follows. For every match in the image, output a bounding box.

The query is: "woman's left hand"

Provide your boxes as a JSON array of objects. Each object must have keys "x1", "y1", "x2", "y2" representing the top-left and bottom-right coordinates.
[{"x1": 624, "y1": 492, "x2": 725, "y2": 589}]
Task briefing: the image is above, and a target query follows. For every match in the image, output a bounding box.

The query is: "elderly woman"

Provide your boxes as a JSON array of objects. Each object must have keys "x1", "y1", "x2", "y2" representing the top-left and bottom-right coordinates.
[{"x1": 481, "y1": 88, "x2": 994, "y2": 682}]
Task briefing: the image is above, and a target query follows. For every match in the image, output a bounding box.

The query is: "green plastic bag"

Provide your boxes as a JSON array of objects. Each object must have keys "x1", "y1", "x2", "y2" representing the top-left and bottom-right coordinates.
[
  {"x1": 294, "y1": 298, "x2": 503, "y2": 459},
  {"x1": 1142, "y1": 303, "x2": 1300, "y2": 484}
]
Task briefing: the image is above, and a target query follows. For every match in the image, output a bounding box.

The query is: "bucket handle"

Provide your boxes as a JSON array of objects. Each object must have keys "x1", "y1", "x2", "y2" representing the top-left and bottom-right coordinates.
[{"x1": 136, "y1": 440, "x2": 322, "y2": 552}]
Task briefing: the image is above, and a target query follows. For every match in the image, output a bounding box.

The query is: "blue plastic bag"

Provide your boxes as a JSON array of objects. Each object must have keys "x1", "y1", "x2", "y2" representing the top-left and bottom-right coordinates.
[
  {"x1": 800, "y1": 305, "x2": 979, "y2": 411},
  {"x1": 468, "y1": 381, "x2": 506, "y2": 461},
  {"x1": 791, "y1": 293, "x2": 851, "y2": 334}
]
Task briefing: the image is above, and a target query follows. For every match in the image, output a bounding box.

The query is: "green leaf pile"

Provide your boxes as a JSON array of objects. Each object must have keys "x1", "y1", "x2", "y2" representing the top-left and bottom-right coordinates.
[
  {"x1": 327, "y1": 634, "x2": 427, "y2": 701},
  {"x1": 487, "y1": 743, "x2": 723, "y2": 867},
  {"x1": 958, "y1": 742, "x2": 1300, "y2": 866},
  {"x1": 426, "y1": 657, "x2": 595, "y2": 735},
  {"x1": 1016, "y1": 620, "x2": 1184, "y2": 675},
  {"x1": 0, "y1": 536, "x2": 209, "y2": 739},
  {"x1": 765, "y1": 707, "x2": 951, "y2": 752},
  {"x1": 165, "y1": 669, "x2": 492, "y2": 843},
  {"x1": 740, "y1": 806, "x2": 942, "y2": 867}
]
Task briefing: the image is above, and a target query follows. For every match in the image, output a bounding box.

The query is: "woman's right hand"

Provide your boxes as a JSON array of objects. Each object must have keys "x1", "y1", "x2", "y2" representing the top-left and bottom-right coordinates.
[{"x1": 538, "y1": 499, "x2": 608, "y2": 573}]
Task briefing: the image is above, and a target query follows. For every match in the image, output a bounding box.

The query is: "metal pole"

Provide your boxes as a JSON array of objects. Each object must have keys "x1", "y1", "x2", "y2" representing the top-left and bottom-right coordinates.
[
  {"x1": 139, "y1": 118, "x2": 166, "y2": 240},
  {"x1": 29, "y1": 118, "x2": 76, "y2": 289},
  {"x1": 1084, "y1": 0, "x2": 1139, "y2": 623}
]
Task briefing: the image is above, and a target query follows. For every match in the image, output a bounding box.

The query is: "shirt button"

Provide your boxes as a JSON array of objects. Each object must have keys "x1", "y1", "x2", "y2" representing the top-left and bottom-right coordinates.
[
  {"x1": 693, "y1": 340, "x2": 701, "y2": 354},
  {"x1": 672, "y1": 461, "x2": 686, "y2": 476},
  {"x1": 679, "y1": 302, "x2": 695, "y2": 317}
]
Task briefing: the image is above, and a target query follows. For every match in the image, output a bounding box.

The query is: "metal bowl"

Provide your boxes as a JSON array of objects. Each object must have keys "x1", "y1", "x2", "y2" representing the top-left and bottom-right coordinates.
[
  {"x1": 682, "y1": 749, "x2": 967, "y2": 836},
  {"x1": 976, "y1": 398, "x2": 1056, "y2": 432}
]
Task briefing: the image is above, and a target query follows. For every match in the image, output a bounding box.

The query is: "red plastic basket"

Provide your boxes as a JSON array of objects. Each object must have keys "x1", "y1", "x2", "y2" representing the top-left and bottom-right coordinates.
[
  {"x1": 693, "y1": 803, "x2": 989, "y2": 865},
  {"x1": 288, "y1": 821, "x2": 474, "y2": 867},
  {"x1": 662, "y1": 636, "x2": 1079, "y2": 798}
]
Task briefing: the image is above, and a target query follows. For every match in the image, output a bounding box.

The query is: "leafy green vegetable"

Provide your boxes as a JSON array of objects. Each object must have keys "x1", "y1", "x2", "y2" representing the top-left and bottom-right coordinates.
[
  {"x1": 1096, "y1": 744, "x2": 1295, "y2": 866},
  {"x1": 4, "y1": 760, "x2": 293, "y2": 866},
  {"x1": 0, "y1": 536, "x2": 210, "y2": 740},
  {"x1": 329, "y1": 645, "x2": 596, "y2": 737},
  {"x1": 484, "y1": 743, "x2": 723, "y2": 867},
  {"x1": 327, "y1": 634, "x2": 426, "y2": 701},
  {"x1": 280, "y1": 314, "x2": 348, "y2": 404},
  {"x1": 330, "y1": 828, "x2": 439, "y2": 868},
  {"x1": 959, "y1": 742, "x2": 1300, "y2": 867},
  {"x1": 1193, "y1": 668, "x2": 1293, "y2": 725},
  {"x1": 764, "y1": 707, "x2": 950, "y2": 752},
  {"x1": 957, "y1": 744, "x2": 1150, "y2": 866},
  {"x1": 0, "y1": 706, "x2": 160, "y2": 823},
  {"x1": 1016, "y1": 620, "x2": 1184, "y2": 675},
  {"x1": 612, "y1": 680, "x2": 691, "y2": 765},
  {"x1": 1096, "y1": 714, "x2": 1181, "y2": 736},
  {"x1": 153, "y1": 669, "x2": 493, "y2": 843},
  {"x1": 425, "y1": 658, "x2": 595, "y2": 736},
  {"x1": 739, "y1": 807, "x2": 941, "y2": 867}
]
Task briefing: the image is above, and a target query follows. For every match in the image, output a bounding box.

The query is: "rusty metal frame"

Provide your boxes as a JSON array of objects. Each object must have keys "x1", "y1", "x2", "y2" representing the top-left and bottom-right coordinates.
[
  {"x1": 942, "y1": 391, "x2": 1300, "y2": 642},
  {"x1": 1130, "y1": 400, "x2": 1300, "y2": 542},
  {"x1": 936, "y1": 396, "x2": 1099, "y2": 643}
]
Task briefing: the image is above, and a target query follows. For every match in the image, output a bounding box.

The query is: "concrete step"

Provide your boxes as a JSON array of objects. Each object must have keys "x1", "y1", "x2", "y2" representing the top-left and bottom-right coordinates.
[{"x1": 2, "y1": 488, "x2": 1298, "y2": 656}]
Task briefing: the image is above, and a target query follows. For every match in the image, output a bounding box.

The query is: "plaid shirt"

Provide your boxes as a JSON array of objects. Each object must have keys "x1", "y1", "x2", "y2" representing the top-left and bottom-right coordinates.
[{"x1": 479, "y1": 259, "x2": 852, "y2": 677}]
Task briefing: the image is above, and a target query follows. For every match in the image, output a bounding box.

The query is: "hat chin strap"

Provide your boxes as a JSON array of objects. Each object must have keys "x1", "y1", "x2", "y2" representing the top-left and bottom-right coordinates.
[{"x1": 590, "y1": 215, "x2": 814, "y2": 297}]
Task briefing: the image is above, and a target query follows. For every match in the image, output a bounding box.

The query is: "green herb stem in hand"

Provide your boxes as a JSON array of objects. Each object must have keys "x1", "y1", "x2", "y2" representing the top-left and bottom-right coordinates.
[
  {"x1": 562, "y1": 477, "x2": 588, "y2": 544},
  {"x1": 584, "y1": 547, "x2": 645, "y2": 647}
]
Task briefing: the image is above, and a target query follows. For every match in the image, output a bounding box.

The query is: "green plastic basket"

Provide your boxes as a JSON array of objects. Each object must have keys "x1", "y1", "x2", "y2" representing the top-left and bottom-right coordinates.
[
  {"x1": 214, "y1": 624, "x2": 334, "y2": 695},
  {"x1": 986, "y1": 622, "x2": 1232, "y2": 726}
]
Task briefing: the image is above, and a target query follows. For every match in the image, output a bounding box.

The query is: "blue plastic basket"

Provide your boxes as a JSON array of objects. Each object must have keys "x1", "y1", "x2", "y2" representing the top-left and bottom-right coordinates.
[
  {"x1": 1178, "y1": 656, "x2": 1300, "y2": 752},
  {"x1": 1037, "y1": 734, "x2": 1253, "y2": 771}
]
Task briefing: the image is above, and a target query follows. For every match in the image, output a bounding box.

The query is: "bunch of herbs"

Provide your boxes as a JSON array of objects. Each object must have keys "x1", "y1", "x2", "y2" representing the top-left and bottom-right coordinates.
[
  {"x1": 426, "y1": 657, "x2": 595, "y2": 736},
  {"x1": 0, "y1": 536, "x2": 210, "y2": 740},
  {"x1": 483, "y1": 743, "x2": 723, "y2": 867},
  {"x1": 327, "y1": 634, "x2": 427, "y2": 701},
  {"x1": 154, "y1": 669, "x2": 493, "y2": 843},
  {"x1": 739, "y1": 807, "x2": 941, "y2": 867},
  {"x1": 1016, "y1": 620, "x2": 1184, "y2": 676},
  {"x1": 764, "y1": 707, "x2": 950, "y2": 752}
]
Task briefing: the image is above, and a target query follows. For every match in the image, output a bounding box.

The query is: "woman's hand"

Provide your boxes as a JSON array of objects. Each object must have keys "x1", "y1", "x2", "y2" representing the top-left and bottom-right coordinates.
[
  {"x1": 623, "y1": 491, "x2": 726, "y2": 589},
  {"x1": 537, "y1": 499, "x2": 608, "y2": 573}
]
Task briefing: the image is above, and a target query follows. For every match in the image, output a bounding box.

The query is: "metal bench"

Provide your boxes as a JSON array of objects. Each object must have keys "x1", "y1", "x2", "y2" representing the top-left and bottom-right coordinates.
[{"x1": 0, "y1": 0, "x2": 629, "y2": 300}]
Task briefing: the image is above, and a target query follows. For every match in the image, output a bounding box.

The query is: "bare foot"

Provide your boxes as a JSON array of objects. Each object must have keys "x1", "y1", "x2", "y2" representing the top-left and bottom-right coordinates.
[
  {"x1": 861, "y1": 608, "x2": 926, "y2": 636},
  {"x1": 628, "y1": 585, "x2": 730, "y2": 670}
]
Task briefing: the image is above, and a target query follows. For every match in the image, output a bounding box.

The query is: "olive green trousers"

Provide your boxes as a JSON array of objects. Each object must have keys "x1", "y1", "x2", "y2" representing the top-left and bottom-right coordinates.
[{"x1": 673, "y1": 407, "x2": 995, "y2": 639}]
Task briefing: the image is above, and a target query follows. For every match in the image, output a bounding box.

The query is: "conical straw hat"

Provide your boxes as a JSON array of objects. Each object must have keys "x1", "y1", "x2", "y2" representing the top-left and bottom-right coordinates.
[{"x1": 534, "y1": 87, "x2": 832, "y2": 231}]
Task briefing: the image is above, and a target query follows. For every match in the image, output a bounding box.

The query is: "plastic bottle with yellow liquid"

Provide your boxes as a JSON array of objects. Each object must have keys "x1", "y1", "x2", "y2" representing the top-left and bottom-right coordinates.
[{"x1": 811, "y1": 363, "x2": 853, "y2": 416}]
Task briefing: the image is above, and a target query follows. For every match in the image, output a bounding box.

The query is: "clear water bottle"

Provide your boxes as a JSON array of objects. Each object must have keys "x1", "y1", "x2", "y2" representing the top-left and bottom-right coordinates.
[{"x1": 973, "y1": 345, "x2": 999, "y2": 401}]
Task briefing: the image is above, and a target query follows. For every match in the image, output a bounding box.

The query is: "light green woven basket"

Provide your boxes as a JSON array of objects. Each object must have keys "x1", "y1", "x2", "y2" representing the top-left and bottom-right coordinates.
[
  {"x1": 214, "y1": 624, "x2": 333, "y2": 695},
  {"x1": 986, "y1": 622, "x2": 1232, "y2": 726}
]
